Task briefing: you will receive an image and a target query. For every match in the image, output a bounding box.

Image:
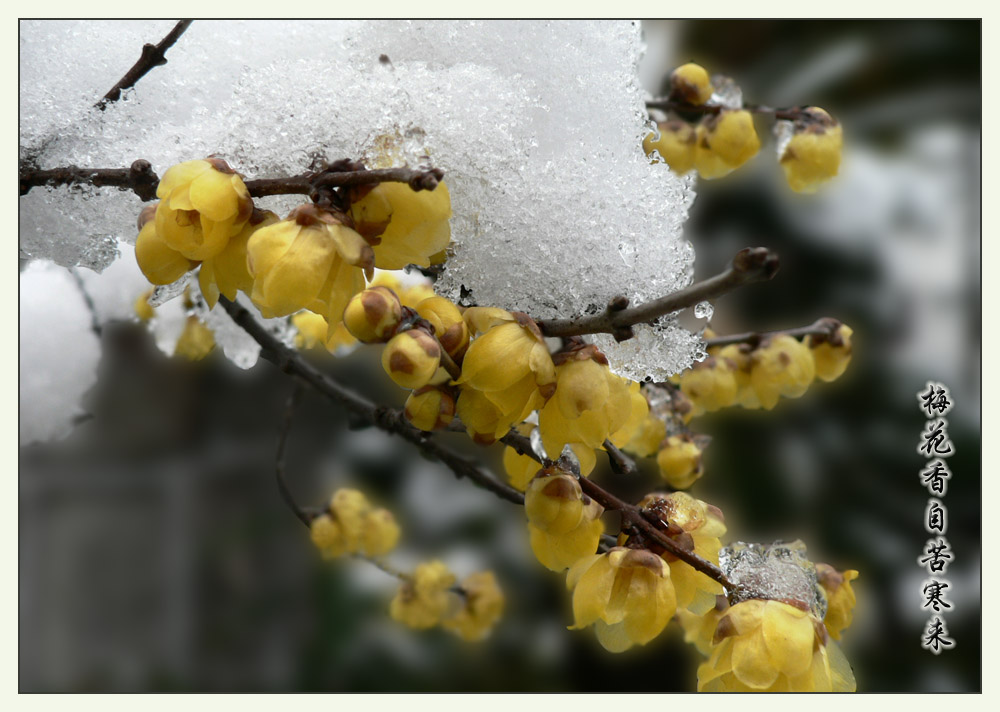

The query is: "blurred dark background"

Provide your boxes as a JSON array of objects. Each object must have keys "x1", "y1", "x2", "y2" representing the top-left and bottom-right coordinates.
[{"x1": 19, "y1": 20, "x2": 981, "y2": 692}]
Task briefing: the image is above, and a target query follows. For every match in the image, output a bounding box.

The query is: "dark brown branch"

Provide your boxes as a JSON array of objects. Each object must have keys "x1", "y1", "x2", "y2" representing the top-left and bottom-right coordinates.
[
  {"x1": 96, "y1": 20, "x2": 194, "y2": 110},
  {"x1": 276, "y1": 385, "x2": 311, "y2": 527},
  {"x1": 19, "y1": 160, "x2": 160, "y2": 200},
  {"x1": 705, "y1": 317, "x2": 842, "y2": 349},
  {"x1": 218, "y1": 296, "x2": 524, "y2": 507},
  {"x1": 500, "y1": 430, "x2": 733, "y2": 590},
  {"x1": 603, "y1": 439, "x2": 637, "y2": 476},
  {"x1": 537, "y1": 247, "x2": 780, "y2": 340},
  {"x1": 645, "y1": 99, "x2": 801, "y2": 121},
  {"x1": 19, "y1": 161, "x2": 444, "y2": 202}
]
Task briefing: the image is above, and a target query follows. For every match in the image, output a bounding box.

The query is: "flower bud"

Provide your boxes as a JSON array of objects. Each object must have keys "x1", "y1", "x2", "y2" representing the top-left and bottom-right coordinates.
[
  {"x1": 695, "y1": 110, "x2": 760, "y2": 179},
  {"x1": 656, "y1": 435, "x2": 704, "y2": 490},
  {"x1": 805, "y1": 323, "x2": 853, "y2": 382},
  {"x1": 750, "y1": 335, "x2": 816, "y2": 410},
  {"x1": 360, "y1": 508, "x2": 401, "y2": 558},
  {"x1": 442, "y1": 571, "x2": 505, "y2": 642},
  {"x1": 416, "y1": 296, "x2": 470, "y2": 360},
  {"x1": 134, "y1": 289, "x2": 155, "y2": 322},
  {"x1": 343, "y1": 286, "x2": 403, "y2": 343},
  {"x1": 780, "y1": 107, "x2": 842, "y2": 194},
  {"x1": 382, "y1": 329, "x2": 442, "y2": 390},
  {"x1": 679, "y1": 356, "x2": 738, "y2": 414},
  {"x1": 310, "y1": 513, "x2": 348, "y2": 559},
  {"x1": 389, "y1": 560, "x2": 456, "y2": 630},
  {"x1": 525, "y1": 472, "x2": 586, "y2": 535},
  {"x1": 643, "y1": 121, "x2": 698, "y2": 174},
  {"x1": 670, "y1": 62, "x2": 714, "y2": 105},
  {"x1": 404, "y1": 386, "x2": 456, "y2": 431}
]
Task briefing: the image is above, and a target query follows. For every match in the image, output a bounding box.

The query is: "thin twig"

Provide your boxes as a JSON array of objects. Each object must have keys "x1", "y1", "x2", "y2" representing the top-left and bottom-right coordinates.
[
  {"x1": 536, "y1": 247, "x2": 780, "y2": 341},
  {"x1": 602, "y1": 439, "x2": 637, "y2": 476},
  {"x1": 500, "y1": 429, "x2": 733, "y2": 590},
  {"x1": 96, "y1": 20, "x2": 194, "y2": 110},
  {"x1": 218, "y1": 296, "x2": 524, "y2": 507},
  {"x1": 276, "y1": 384, "x2": 311, "y2": 527},
  {"x1": 705, "y1": 317, "x2": 842, "y2": 349},
  {"x1": 19, "y1": 160, "x2": 160, "y2": 200},
  {"x1": 645, "y1": 99, "x2": 802, "y2": 121},
  {"x1": 68, "y1": 268, "x2": 103, "y2": 339}
]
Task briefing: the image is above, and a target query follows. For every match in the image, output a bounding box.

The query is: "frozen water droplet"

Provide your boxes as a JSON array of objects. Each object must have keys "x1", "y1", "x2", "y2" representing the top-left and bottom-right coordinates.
[
  {"x1": 774, "y1": 119, "x2": 795, "y2": 159},
  {"x1": 710, "y1": 75, "x2": 743, "y2": 109},
  {"x1": 694, "y1": 300, "x2": 713, "y2": 320},
  {"x1": 148, "y1": 273, "x2": 191, "y2": 307},
  {"x1": 529, "y1": 427, "x2": 548, "y2": 461}
]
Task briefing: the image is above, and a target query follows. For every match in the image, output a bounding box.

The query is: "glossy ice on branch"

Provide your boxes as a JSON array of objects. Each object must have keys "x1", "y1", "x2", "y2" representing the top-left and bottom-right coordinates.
[{"x1": 720, "y1": 541, "x2": 827, "y2": 619}]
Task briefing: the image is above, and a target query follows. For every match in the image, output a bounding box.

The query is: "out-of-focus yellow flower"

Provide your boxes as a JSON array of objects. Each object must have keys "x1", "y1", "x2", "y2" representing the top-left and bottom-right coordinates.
[
  {"x1": 679, "y1": 356, "x2": 738, "y2": 416},
  {"x1": 389, "y1": 560, "x2": 457, "y2": 630},
  {"x1": 349, "y1": 182, "x2": 452, "y2": 269},
  {"x1": 716, "y1": 344, "x2": 760, "y2": 409},
  {"x1": 442, "y1": 571, "x2": 505, "y2": 642},
  {"x1": 199, "y1": 210, "x2": 279, "y2": 308},
  {"x1": 135, "y1": 209, "x2": 198, "y2": 285},
  {"x1": 343, "y1": 286, "x2": 403, "y2": 343},
  {"x1": 643, "y1": 120, "x2": 698, "y2": 174},
  {"x1": 247, "y1": 204, "x2": 373, "y2": 323},
  {"x1": 817, "y1": 564, "x2": 859, "y2": 641},
  {"x1": 416, "y1": 296, "x2": 470, "y2": 361},
  {"x1": 292, "y1": 311, "x2": 330, "y2": 350},
  {"x1": 154, "y1": 158, "x2": 254, "y2": 261},
  {"x1": 806, "y1": 323, "x2": 854, "y2": 383},
  {"x1": 567, "y1": 547, "x2": 677, "y2": 652},
  {"x1": 694, "y1": 110, "x2": 760, "y2": 179},
  {"x1": 697, "y1": 599, "x2": 856, "y2": 691},
  {"x1": 678, "y1": 595, "x2": 730, "y2": 656},
  {"x1": 609, "y1": 381, "x2": 658, "y2": 452},
  {"x1": 750, "y1": 335, "x2": 816, "y2": 410},
  {"x1": 382, "y1": 329, "x2": 442, "y2": 390},
  {"x1": 134, "y1": 289, "x2": 155, "y2": 322},
  {"x1": 360, "y1": 507, "x2": 401, "y2": 558},
  {"x1": 780, "y1": 107, "x2": 843, "y2": 194},
  {"x1": 456, "y1": 311, "x2": 556, "y2": 438},
  {"x1": 310, "y1": 514, "x2": 348, "y2": 559},
  {"x1": 638, "y1": 492, "x2": 725, "y2": 613},
  {"x1": 655, "y1": 435, "x2": 705, "y2": 489},
  {"x1": 670, "y1": 62, "x2": 714, "y2": 105},
  {"x1": 404, "y1": 385, "x2": 456, "y2": 431},
  {"x1": 309, "y1": 488, "x2": 400, "y2": 559},
  {"x1": 538, "y1": 346, "x2": 632, "y2": 460},
  {"x1": 174, "y1": 316, "x2": 215, "y2": 360}
]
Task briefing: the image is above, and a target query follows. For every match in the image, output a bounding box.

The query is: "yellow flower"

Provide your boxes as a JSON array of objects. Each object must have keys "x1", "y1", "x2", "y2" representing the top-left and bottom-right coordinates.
[
  {"x1": 679, "y1": 355, "x2": 738, "y2": 415},
  {"x1": 817, "y1": 564, "x2": 859, "y2": 641},
  {"x1": 456, "y1": 311, "x2": 556, "y2": 438},
  {"x1": 135, "y1": 211, "x2": 198, "y2": 285},
  {"x1": 694, "y1": 110, "x2": 761, "y2": 179},
  {"x1": 292, "y1": 311, "x2": 330, "y2": 350},
  {"x1": 750, "y1": 335, "x2": 816, "y2": 410},
  {"x1": 528, "y1": 479, "x2": 605, "y2": 573},
  {"x1": 389, "y1": 560, "x2": 457, "y2": 630},
  {"x1": 310, "y1": 514, "x2": 348, "y2": 559},
  {"x1": 348, "y1": 182, "x2": 452, "y2": 269},
  {"x1": 643, "y1": 121, "x2": 698, "y2": 174},
  {"x1": 154, "y1": 158, "x2": 254, "y2": 261},
  {"x1": 716, "y1": 343, "x2": 760, "y2": 409},
  {"x1": 538, "y1": 346, "x2": 633, "y2": 456},
  {"x1": 567, "y1": 547, "x2": 677, "y2": 652},
  {"x1": 329, "y1": 488, "x2": 371, "y2": 554},
  {"x1": 670, "y1": 62, "x2": 714, "y2": 105},
  {"x1": 404, "y1": 386, "x2": 456, "y2": 431},
  {"x1": 343, "y1": 286, "x2": 403, "y2": 343},
  {"x1": 780, "y1": 107, "x2": 843, "y2": 194},
  {"x1": 134, "y1": 289, "x2": 155, "y2": 322},
  {"x1": 678, "y1": 595, "x2": 730, "y2": 656},
  {"x1": 382, "y1": 329, "x2": 443, "y2": 390},
  {"x1": 246, "y1": 204, "x2": 373, "y2": 323},
  {"x1": 608, "y1": 381, "x2": 657, "y2": 452},
  {"x1": 806, "y1": 323, "x2": 854, "y2": 382},
  {"x1": 360, "y1": 508, "x2": 401, "y2": 558},
  {"x1": 198, "y1": 210, "x2": 279, "y2": 308},
  {"x1": 174, "y1": 316, "x2": 215, "y2": 360},
  {"x1": 697, "y1": 599, "x2": 856, "y2": 691},
  {"x1": 638, "y1": 492, "x2": 725, "y2": 613},
  {"x1": 416, "y1": 296, "x2": 470, "y2": 361},
  {"x1": 455, "y1": 386, "x2": 505, "y2": 445},
  {"x1": 442, "y1": 571, "x2": 505, "y2": 641},
  {"x1": 655, "y1": 435, "x2": 704, "y2": 489}
]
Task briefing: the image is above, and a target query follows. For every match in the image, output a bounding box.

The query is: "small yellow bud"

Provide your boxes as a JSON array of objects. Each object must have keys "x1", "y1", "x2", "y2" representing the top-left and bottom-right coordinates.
[
  {"x1": 404, "y1": 386, "x2": 456, "y2": 431},
  {"x1": 173, "y1": 316, "x2": 215, "y2": 360},
  {"x1": 416, "y1": 296, "x2": 470, "y2": 360},
  {"x1": 134, "y1": 289, "x2": 155, "y2": 322},
  {"x1": 330, "y1": 488, "x2": 371, "y2": 553},
  {"x1": 524, "y1": 471, "x2": 586, "y2": 536},
  {"x1": 670, "y1": 63, "x2": 714, "y2": 105},
  {"x1": 343, "y1": 286, "x2": 403, "y2": 343},
  {"x1": 780, "y1": 107, "x2": 843, "y2": 194},
  {"x1": 695, "y1": 110, "x2": 761, "y2": 179},
  {"x1": 442, "y1": 571, "x2": 505, "y2": 642},
  {"x1": 381, "y1": 329, "x2": 442, "y2": 390},
  {"x1": 360, "y1": 507, "x2": 401, "y2": 558},
  {"x1": 656, "y1": 435, "x2": 704, "y2": 489},
  {"x1": 805, "y1": 323, "x2": 853, "y2": 382},
  {"x1": 679, "y1": 356, "x2": 738, "y2": 414},
  {"x1": 750, "y1": 335, "x2": 816, "y2": 410},
  {"x1": 389, "y1": 560, "x2": 457, "y2": 630},
  {"x1": 310, "y1": 513, "x2": 348, "y2": 559},
  {"x1": 643, "y1": 121, "x2": 698, "y2": 174}
]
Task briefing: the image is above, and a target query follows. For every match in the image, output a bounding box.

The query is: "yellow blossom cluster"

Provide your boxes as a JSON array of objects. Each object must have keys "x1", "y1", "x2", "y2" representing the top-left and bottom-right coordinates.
[
  {"x1": 389, "y1": 560, "x2": 504, "y2": 641},
  {"x1": 641, "y1": 64, "x2": 841, "y2": 192},
  {"x1": 309, "y1": 488, "x2": 401, "y2": 559}
]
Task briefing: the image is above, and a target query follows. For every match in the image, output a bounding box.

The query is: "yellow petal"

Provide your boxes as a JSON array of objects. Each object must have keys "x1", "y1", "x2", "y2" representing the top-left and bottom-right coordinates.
[
  {"x1": 731, "y1": 632, "x2": 781, "y2": 689},
  {"x1": 189, "y1": 167, "x2": 242, "y2": 221},
  {"x1": 761, "y1": 604, "x2": 816, "y2": 677}
]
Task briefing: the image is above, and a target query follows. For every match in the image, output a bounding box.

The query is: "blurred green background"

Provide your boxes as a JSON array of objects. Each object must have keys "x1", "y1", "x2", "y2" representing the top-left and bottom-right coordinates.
[{"x1": 19, "y1": 20, "x2": 980, "y2": 692}]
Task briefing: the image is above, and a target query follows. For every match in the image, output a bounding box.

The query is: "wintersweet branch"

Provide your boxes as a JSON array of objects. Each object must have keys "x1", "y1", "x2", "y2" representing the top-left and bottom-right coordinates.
[
  {"x1": 275, "y1": 384, "x2": 312, "y2": 527},
  {"x1": 705, "y1": 317, "x2": 843, "y2": 349},
  {"x1": 18, "y1": 161, "x2": 445, "y2": 201},
  {"x1": 96, "y1": 20, "x2": 194, "y2": 110},
  {"x1": 499, "y1": 430, "x2": 734, "y2": 590},
  {"x1": 645, "y1": 99, "x2": 802, "y2": 121},
  {"x1": 536, "y1": 247, "x2": 780, "y2": 341},
  {"x1": 217, "y1": 296, "x2": 524, "y2": 507}
]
